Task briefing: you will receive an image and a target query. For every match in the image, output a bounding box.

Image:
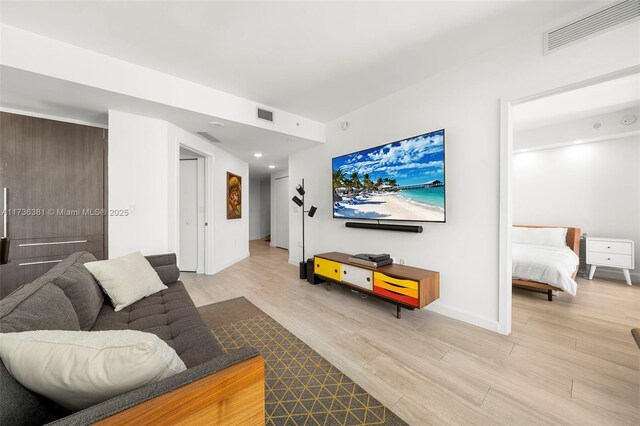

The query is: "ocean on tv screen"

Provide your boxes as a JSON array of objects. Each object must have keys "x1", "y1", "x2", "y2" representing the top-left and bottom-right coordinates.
[{"x1": 332, "y1": 129, "x2": 445, "y2": 222}]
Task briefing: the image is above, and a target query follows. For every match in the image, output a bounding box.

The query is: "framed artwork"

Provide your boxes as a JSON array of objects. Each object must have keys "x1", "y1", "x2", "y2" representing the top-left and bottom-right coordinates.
[{"x1": 226, "y1": 172, "x2": 242, "y2": 219}]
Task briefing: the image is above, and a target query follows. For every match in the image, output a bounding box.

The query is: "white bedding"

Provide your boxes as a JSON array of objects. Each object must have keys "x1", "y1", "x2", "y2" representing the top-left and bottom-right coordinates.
[{"x1": 512, "y1": 243, "x2": 580, "y2": 295}]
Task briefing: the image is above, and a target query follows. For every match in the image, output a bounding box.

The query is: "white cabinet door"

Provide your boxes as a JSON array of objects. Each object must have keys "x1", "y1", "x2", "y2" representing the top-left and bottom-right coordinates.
[{"x1": 341, "y1": 264, "x2": 373, "y2": 291}]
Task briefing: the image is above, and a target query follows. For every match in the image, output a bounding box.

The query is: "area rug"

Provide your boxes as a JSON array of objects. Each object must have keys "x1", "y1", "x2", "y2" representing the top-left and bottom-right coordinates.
[{"x1": 198, "y1": 297, "x2": 407, "y2": 426}]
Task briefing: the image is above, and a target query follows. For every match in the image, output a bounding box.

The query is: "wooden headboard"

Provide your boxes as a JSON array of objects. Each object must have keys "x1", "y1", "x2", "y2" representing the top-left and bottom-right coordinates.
[{"x1": 514, "y1": 225, "x2": 581, "y2": 256}]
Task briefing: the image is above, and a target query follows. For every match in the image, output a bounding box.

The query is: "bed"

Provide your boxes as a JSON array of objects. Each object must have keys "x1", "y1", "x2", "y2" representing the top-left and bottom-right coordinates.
[{"x1": 512, "y1": 225, "x2": 581, "y2": 301}]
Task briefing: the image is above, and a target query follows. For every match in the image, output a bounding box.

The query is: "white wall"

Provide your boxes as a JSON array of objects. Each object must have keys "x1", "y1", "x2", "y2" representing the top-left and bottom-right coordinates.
[
  {"x1": 108, "y1": 110, "x2": 170, "y2": 257},
  {"x1": 514, "y1": 136, "x2": 640, "y2": 281},
  {"x1": 109, "y1": 110, "x2": 250, "y2": 274},
  {"x1": 289, "y1": 21, "x2": 640, "y2": 332}
]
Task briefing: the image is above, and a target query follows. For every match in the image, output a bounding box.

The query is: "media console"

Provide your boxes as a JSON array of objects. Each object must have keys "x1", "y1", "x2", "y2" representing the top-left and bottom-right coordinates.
[{"x1": 313, "y1": 252, "x2": 440, "y2": 318}]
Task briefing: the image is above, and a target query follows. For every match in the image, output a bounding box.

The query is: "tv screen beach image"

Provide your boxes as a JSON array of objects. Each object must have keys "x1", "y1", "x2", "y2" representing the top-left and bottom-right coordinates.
[{"x1": 332, "y1": 129, "x2": 445, "y2": 222}]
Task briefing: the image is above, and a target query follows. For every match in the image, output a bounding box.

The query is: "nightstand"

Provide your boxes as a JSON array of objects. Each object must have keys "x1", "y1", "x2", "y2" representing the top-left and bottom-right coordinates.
[{"x1": 586, "y1": 237, "x2": 635, "y2": 286}]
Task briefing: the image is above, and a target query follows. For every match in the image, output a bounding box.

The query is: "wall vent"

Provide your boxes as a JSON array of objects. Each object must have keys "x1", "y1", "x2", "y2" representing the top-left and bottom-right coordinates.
[
  {"x1": 544, "y1": 0, "x2": 640, "y2": 54},
  {"x1": 196, "y1": 132, "x2": 221, "y2": 143},
  {"x1": 257, "y1": 107, "x2": 274, "y2": 123}
]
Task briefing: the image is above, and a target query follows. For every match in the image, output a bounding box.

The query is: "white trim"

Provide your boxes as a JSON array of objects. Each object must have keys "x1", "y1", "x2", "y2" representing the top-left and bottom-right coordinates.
[
  {"x1": 0, "y1": 106, "x2": 108, "y2": 128},
  {"x1": 498, "y1": 65, "x2": 640, "y2": 336},
  {"x1": 212, "y1": 252, "x2": 251, "y2": 274},
  {"x1": 426, "y1": 303, "x2": 500, "y2": 333},
  {"x1": 498, "y1": 99, "x2": 513, "y2": 336}
]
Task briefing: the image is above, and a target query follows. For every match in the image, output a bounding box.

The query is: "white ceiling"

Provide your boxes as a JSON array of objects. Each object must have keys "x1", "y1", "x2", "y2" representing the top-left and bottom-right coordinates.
[
  {"x1": 513, "y1": 73, "x2": 640, "y2": 131},
  {"x1": 0, "y1": 0, "x2": 601, "y2": 122},
  {"x1": 0, "y1": 66, "x2": 316, "y2": 179}
]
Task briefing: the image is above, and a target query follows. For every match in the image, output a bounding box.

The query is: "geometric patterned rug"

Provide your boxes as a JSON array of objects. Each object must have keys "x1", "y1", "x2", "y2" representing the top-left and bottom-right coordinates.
[{"x1": 198, "y1": 297, "x2": 407, "y2": 426}]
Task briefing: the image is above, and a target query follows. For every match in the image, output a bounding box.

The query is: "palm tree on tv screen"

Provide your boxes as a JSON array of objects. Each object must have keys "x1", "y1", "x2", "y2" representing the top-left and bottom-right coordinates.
[
  {"x1": 332, "y1": 168, "x2": 346, "y2": 201},
  {"x1": 350, "y1": 172, "x2": 360, "y2": 191}
]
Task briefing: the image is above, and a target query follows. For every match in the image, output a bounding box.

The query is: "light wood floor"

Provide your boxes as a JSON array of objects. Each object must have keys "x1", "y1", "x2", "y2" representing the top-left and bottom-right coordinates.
[{"x1": 182, "y1": 240, "x2": 640, "y2": 425}]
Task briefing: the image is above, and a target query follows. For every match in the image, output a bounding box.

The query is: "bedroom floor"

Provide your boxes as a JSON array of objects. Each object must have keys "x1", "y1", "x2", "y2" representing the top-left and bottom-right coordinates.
[{"x1": 182, "y1": 240, "x2": 639, "y2": 425}]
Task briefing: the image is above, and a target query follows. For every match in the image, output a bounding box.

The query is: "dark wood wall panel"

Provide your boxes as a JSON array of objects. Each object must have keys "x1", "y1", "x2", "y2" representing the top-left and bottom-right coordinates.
[{"x1": 0, "y1": 112, "x2": 107, "y2": 297}]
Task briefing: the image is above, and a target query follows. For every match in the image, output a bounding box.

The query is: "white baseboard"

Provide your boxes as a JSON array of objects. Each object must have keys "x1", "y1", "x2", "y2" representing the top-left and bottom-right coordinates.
[
  {"x1": 288, "y1": 258, "x2": 299, "y2": 267},
  {"x1": 591, "y1": 267, "x2": 639, "y2": 283},
  {"x1": 426, "y1": 302, "x2": 500, "y2": 333},
  {"x1": 209, "y1": 252, "x2": 250, "y2": 275}
]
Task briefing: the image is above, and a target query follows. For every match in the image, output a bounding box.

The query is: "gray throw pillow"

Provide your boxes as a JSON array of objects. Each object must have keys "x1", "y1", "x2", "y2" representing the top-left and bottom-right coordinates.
[
  {"x1": 0, "y1": 281, "x2": 80, "y2": 333},
  {"x1": 37, "y1": 251, "x2": 105, "y2": 330}
]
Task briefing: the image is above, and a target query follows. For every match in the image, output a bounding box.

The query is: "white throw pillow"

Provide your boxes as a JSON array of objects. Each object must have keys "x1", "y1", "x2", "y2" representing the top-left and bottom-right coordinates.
[
  {"x1": 513, "y1": 226, "x2": 568, "y2": 248},
  {"x1": 0, "y1": 330, "x2": 186, "y2": 411},
  {"x1": 84, "y1": 251, "x2": 167, "y2": 311}
]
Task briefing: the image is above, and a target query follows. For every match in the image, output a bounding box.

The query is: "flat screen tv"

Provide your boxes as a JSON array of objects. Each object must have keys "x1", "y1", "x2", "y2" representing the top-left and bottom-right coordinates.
[{"x1": 332, "y1": 129, "x2": 445, "y2": 223}]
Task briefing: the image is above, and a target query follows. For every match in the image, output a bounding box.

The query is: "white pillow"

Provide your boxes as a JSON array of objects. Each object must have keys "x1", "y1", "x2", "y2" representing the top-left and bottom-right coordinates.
[
  {"x1": 0, "y1": 330, "x2": 186, "y2": 411},
  {"x1": 84, "y1": 251, "x2": 167, "y2": 311},
  {"x1": 513, "y1": 226, "x2": 568, "y2": 248}
]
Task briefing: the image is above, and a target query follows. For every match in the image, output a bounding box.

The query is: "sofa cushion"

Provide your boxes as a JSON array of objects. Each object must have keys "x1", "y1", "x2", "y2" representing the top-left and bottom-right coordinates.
[
  {"x1": 0, "y1": 280, "x2": 79, "y2": 426},
  {"x1": 0, "y1": 362, "x2": 71, "y2": 426},
  {"x1": 145, "y1": 253, "x2": 181, "y2": 284},
  {"x1": 0, "y1": 281, "x2": 80, "y2": 333},
  {"x1": 35, "y1": 251, "x2": 105, "y2": 330},
  {"x1": 91, "y1": 281, "x2": 223, "y2": 368},
  {"x1": 0, "y1": 330, "x2": 186, "y2": 411},
  {"x1": 85, "y1": 252, "x2": 167, "y2": 312}
]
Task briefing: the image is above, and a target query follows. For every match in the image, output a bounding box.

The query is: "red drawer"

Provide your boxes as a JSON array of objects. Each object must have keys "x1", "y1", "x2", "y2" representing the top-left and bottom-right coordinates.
[{"x1": 374, "y1": 285, "x2": 419, "y2": 307}]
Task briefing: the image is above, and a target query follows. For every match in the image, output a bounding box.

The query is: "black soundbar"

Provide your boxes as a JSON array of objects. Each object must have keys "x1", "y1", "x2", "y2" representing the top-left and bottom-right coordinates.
[{"x1": 345, "y1": 222, "x2": 423, "y2": 233}]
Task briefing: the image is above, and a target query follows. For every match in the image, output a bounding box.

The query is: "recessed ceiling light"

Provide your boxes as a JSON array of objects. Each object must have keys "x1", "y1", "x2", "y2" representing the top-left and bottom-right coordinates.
[
  {"x1": 209, "y1": 121, "x2": 224, "y2": 127},
  {"x1": 268, "y1": 165, "x2": 276, "y2": 169},
  {"x1": 254, "y1": 152, "x2": 263, "y2": 158}
]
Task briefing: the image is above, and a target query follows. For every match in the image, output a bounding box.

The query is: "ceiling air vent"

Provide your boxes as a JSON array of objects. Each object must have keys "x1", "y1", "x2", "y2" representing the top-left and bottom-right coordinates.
[
  {"x1": 544, "y1": 0, "x2": 640, "y2": 54},
  {"x1": 257, "y1": 107, "x2": 274, "y2": 123},
  {"x1": 196, "y1": 132, "x2": 221, "y2": 143}
]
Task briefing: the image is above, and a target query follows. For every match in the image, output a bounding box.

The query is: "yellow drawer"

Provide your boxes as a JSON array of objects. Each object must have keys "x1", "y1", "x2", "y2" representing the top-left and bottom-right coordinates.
[
  {"x1": 374, "y1": 279, "x2": 419, "y2": 298},
  {"x1": 314, "y1": 257, "x2": 341, "y2": 281},
  {"x1": 373, "y1": 272, "x2": 418, "y2": 290}
]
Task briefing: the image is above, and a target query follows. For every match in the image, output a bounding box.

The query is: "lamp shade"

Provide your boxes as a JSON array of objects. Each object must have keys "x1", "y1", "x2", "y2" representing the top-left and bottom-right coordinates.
[
  {"x1": 295, "y1": 184, "x2": 305, "y2": 196},
  {"x1": 292, "y1": 196, "x2": 303, "y2": 207},
  {"x1": 308, "y1": 205, "x2": 317, "y2": 217}
]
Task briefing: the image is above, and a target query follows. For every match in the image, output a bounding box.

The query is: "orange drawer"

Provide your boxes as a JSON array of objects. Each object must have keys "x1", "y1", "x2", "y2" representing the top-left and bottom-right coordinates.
[
  {"x1": 374, "y1": 285, "x2": 419, "y2": 307},
  {"x1": 374, "y1": 279, "x2": 418, "y2": 298},
  {"x1": 373, "y1": 272, "x2": 418, "y2": 290}
]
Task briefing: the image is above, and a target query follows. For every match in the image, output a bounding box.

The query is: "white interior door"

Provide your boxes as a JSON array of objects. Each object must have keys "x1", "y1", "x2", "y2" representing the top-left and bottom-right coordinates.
[
  {"x1": 274, "y1": 176, "x2": 289, "y2": 249},
  {"x1": 179, "y1": 159, "x2": 198, "y2": 271}
]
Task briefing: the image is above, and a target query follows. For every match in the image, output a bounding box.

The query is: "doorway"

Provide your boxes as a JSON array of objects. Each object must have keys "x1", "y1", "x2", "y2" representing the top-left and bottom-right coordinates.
[
  {"x1": 499, "y1": 65, "x2": 640, "y2": 335},
  {"x1": 274, "y1": 175, "x2": 289, "y2": 249},
  {"x1": 179, "y1": 147, "x2": 205, "y2": 273}
]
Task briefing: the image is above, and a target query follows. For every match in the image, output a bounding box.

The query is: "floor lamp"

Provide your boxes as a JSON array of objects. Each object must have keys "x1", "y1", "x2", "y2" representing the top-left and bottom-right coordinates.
[{"x1": 291, "y1": 178, "x2": 317, "y2": 279}]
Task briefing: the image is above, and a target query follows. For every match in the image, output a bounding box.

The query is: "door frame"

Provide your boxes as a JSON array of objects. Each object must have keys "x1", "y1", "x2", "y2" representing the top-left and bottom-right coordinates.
[
  {"x1": 173, "y1": 140, "x2": 214, "y2": 275},
  {"x1": 498, "y1": 64, "x2": 640, "y2": 335}
]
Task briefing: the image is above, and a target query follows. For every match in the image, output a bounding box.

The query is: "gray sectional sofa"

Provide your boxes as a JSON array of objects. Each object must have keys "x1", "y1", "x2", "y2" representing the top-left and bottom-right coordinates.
[{"x1": 0, "y1": 251, "x2": 261, "y2": 425}]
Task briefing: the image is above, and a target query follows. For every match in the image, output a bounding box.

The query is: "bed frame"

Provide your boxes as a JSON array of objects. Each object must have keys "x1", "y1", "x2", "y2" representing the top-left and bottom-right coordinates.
[{"x1": 512, "y1": 225, "x2": 581, "y2": 301}]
